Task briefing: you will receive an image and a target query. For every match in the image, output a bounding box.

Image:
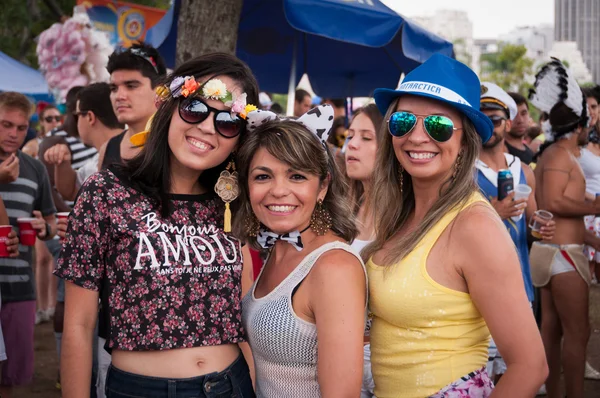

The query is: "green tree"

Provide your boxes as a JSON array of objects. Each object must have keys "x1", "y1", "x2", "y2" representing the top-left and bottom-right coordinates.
[
  {"x1": 0, "y1": 0, "x2": 169, "y2": 68},
  {"x1": 480, "y1": 43, "x2": 534, "y2": 95},
  {"x1": 453, "y1": 38, "x2": 472, "y2": 68}
]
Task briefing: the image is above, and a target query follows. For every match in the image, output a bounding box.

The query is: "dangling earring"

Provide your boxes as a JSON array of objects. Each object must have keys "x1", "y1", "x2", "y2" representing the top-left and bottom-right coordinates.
[
  {"x1": 214, "y1": 158, "x2": 240, "y2": 233},
  {"x1": 452, "y1": 151, "x2": 463, "y2": 181},
  {"x1": 310, "y1": 199, "x2": 332, "y2": 236},
  {"x1": 245, "y1": 213, "x2": 261, "y2": 237},
  {"x1": 398, "y1": 164, "x2": 404, "y2": 195}
]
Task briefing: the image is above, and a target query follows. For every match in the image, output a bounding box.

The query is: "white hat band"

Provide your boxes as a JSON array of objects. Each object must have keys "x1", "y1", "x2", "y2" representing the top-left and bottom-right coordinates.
[{"x1": 398, "y1": 80, "x2": 472, "y2": 107}]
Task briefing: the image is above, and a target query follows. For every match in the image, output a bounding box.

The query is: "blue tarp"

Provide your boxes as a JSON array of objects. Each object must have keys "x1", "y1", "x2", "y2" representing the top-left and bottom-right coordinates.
[
  {"x1": 0, "y1": 51, "x2": 53, "y2": 103},
  {"x1": 145, "y1": 0, "x2": 454, "y2": 98}
]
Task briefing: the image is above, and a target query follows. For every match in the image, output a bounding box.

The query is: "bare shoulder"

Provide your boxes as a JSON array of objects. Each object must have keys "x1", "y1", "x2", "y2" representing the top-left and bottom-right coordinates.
[
  {"x1": 310, "y1": 247, "x2": 365, "y2": 285},
  {"x1": 539, "y1": 145, "x2": 575, "y2": 170},
  {"x1": 452, "y1": 203, "x2": 507, "y2": 247}
]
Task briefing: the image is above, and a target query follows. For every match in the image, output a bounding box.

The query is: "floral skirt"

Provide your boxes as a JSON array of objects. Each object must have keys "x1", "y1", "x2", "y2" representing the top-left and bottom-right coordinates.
[{"x1": 429, "y1": 367, "x2": 494, "y2": 398}]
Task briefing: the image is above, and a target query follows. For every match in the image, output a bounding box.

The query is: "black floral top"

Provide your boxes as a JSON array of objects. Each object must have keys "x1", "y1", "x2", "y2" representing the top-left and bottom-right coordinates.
[{"x1": 55, "y1": 169, "x2": 245, "y2": 351}]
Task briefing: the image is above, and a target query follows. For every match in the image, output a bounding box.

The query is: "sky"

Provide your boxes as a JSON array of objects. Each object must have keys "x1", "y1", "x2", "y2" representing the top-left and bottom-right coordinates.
[{"x1": 381, "y1": 0, "x2": 554, "y2": 39}]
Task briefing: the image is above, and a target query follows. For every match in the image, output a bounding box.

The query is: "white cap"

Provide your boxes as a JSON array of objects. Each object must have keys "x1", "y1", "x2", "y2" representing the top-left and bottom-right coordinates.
[{"x1": 480, "y1": 82, "x2": 518, "y2": 121}]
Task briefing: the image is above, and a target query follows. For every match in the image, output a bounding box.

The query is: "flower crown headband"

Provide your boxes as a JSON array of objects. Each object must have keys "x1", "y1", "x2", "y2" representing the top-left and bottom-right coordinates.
[
  {"x1": 130, "y1": 77, "x2": 258, "y2": 147},
  {"x1": 156, "y1": 76, "x2": 257, "y2": 118}
]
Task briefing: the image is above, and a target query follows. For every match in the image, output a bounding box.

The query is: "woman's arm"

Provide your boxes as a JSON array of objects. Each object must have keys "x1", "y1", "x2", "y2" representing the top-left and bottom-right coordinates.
[
  {"x1": 61, "y1": 282, "x2": 99, "y2": 398},
  {"x1": 310, "y1": 250, "x2": 366, "y2": 397},
  {"x1": 239, "y1": 245, "x2": 256, "y2": 386},
  {"x1": 54, "y1": 172, "x2": 112, "y2": 397},
  {"x1": 455, "y1": 205, "x2": 548, "y2": 397}
]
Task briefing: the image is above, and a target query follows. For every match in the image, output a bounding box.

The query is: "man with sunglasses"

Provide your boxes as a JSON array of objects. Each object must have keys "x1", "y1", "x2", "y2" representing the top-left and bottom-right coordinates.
[
  {"x1": 98, "y1": 42, "x2": 166, "y2": 170},
  {"x1": 475, "y1": 82, "x2": 554, "y2": 383}
]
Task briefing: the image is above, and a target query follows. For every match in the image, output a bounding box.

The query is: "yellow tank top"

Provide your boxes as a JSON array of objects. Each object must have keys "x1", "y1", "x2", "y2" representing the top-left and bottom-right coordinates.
[{"x1": 367, "y1": 192, "x2": 491, "y2": 398}]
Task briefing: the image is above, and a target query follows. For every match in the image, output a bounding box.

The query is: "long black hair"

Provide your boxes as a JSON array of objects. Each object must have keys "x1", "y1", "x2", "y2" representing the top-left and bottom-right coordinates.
[{"x1": 115, "y1": 53, "x2": 259, "y2": 216}]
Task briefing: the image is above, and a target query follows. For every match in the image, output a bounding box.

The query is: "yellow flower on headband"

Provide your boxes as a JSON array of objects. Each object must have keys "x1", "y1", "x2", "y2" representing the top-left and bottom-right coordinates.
[
  {"x1": 155, "y1": 85, "x2": 170, "y2": 100},
  {"x1": 202, "y1": 79, "x2": 228, "y2": 100},
  {"x1": 240, "y1": 104, "x2": 258, "y2": 120}
]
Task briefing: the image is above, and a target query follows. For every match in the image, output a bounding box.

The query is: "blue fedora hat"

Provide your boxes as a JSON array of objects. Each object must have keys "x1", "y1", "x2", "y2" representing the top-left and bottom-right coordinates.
[{"x1": 374, "y1": 54, "x2": 493, "y2": 143}]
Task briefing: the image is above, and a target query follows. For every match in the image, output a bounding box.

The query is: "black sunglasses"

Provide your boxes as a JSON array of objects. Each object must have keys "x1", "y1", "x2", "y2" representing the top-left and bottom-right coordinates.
[
  {"x1": 487, "y1": 115, "x2": 507, "y2": 127},
  {"x1": 73, "y1": 111, "x2": 89, "y2": 118},
  {"x1": 178, "y1": 97, "x2": 245, "y2": 139},
  {"x1": 44, "y1": 116, "x2": 62, "y2": 123},
  {"x1": 387, "y1": 111, "x2": 461, "y2": 142}
]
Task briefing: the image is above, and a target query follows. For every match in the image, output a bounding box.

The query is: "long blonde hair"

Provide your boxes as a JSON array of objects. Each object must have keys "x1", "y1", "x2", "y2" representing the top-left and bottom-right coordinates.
[{"x1": 361, "y1": 98, "x2": 482, "y2": 265}]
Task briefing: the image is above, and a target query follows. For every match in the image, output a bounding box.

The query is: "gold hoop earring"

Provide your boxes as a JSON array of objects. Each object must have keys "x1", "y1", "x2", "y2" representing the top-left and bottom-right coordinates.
[
  {"x1": 310, "y1": 199, "x2": 332, "y2": 236},
  {"x1": 214, "y1": 158, "x2": 239, "y2": 233},
  {"x1": 245, "y1": 213, "x2": 261, "y2": 237}
]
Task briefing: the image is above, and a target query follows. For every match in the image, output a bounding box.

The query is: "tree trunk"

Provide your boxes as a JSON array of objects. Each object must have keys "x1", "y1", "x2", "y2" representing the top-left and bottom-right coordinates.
[{"x1": 176, "y1": 0, "x2": 243, "y2": 66}]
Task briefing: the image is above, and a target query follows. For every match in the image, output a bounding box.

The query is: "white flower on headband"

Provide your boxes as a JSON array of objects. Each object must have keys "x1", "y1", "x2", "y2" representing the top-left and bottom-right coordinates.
[{"x1": 202, "y1": 79, "x2": 228, "y2": 100}]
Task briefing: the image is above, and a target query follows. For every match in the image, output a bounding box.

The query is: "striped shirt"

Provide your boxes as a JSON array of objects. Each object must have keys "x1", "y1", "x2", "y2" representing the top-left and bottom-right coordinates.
[
  {"x1": 0, "y1": 152, "x2": 56, "y2": 302},
  {"x1": 47, "y1": 128, "x2": 98, "y2": 170}
]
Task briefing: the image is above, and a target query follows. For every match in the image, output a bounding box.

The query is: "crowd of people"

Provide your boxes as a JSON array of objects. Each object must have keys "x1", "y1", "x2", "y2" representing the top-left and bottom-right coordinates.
[{"x1": 0, "y1": 41, "x2": 598, "y2": 398}]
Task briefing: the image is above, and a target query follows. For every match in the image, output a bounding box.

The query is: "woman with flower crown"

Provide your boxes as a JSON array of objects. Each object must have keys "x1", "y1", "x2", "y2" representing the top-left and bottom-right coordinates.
[
  {"x1": 233, "y1": 105, "x2": 367, "y2": 397},
  {"x1": 55, "y1": 53, "x2": 260, "y2": 398}
]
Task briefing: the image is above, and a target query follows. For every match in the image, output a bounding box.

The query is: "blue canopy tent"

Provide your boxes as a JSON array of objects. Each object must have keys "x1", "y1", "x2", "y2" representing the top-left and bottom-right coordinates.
[
  {"x1": 0, "y1": 51, "x2": 53, "y2": 103},
  {"x1": 146, "y1": 0, "x2": 453, "y2": 105}
]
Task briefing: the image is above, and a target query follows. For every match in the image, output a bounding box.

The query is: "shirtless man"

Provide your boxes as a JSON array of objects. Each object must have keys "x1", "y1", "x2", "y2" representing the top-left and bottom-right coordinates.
[
  {"x1": 532, "y1": 102, "x2": 600, "y2": 398},
  {"x1": 477, "y1": 83, "x2": 555, "y2": 382}
]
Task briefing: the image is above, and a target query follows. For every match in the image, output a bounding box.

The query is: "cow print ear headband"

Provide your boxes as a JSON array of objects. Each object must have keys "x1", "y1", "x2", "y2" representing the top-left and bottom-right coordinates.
[{"x1": 245, "y1": 104, "x2": 335, "y2": 145}]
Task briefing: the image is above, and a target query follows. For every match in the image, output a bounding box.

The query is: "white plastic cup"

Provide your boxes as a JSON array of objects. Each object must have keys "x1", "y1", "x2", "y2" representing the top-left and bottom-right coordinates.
[{"x1": 511, "y1": 184, "x2": 532, "y2": 221}]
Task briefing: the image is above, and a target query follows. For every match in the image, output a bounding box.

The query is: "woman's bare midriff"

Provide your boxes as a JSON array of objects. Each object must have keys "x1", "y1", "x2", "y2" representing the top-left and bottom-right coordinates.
[{"x1": 111, "y1": 343, "x2": 241, "y2": 378}]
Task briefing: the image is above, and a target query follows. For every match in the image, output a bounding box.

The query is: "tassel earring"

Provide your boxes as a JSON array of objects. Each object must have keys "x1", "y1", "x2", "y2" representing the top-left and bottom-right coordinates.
[{"x1": 214, "y1": 159, "x2": 240, "y2": 233}]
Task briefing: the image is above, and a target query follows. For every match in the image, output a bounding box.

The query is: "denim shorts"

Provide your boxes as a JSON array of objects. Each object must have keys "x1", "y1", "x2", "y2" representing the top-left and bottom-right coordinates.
[{"x1": 105, "y1": 354, "x2": 255, "y2": 398}]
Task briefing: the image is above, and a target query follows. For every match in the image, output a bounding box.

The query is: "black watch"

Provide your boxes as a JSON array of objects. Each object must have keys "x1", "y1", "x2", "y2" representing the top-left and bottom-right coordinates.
[{"x1": 44, "y1": 222, "x2": 51, "y2": 238}]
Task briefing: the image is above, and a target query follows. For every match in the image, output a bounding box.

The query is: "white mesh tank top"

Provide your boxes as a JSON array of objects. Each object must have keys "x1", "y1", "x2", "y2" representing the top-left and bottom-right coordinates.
[{"x1": 242, "y1": 241, "x2": 366, "y2": 397}]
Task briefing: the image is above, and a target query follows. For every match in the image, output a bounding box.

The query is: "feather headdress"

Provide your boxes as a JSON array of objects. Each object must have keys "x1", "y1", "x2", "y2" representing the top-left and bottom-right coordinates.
[{"x1": 529, "y1": 58, "x2": 588, "y2": 145}]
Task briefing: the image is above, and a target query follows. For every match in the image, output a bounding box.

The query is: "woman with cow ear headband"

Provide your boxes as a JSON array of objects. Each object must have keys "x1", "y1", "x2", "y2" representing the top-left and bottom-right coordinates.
[{"x1": 234, "y1": 105, "x2": 367, "y2": 397}]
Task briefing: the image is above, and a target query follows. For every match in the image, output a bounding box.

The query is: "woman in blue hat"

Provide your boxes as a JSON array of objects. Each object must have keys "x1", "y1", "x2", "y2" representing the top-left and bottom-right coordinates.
[{"x1": 361, "y1": 54, "x2": 548, "y2": 397}]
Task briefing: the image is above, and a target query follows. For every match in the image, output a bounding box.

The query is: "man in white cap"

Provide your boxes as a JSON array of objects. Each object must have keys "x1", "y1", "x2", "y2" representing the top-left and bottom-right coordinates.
[{"x1": 476, "y1": 82, "x2": 555, "y2": 383}]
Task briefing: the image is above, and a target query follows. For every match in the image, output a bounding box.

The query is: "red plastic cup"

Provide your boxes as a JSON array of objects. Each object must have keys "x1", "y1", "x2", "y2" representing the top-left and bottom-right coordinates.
[
  {"x1": 0, "y1": 225, "x2": 12, "y2": 257},
  {"x1": 56, "y1": 212, "x2": 69, "y2": 221},
  {"x1": 56, "y1": 212, "x2": 69, "y2": 241},
  {"x1": 17, "y1": 217, "x2": 37, "y2": 246}
]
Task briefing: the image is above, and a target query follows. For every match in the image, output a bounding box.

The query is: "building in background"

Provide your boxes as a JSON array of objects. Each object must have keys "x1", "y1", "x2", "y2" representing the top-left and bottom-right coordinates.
[
  {"x1": 412, "y1": 10, "x2": 475, "y2": 70},
  {"x1": 555, "y1": 0, "x2": 600, "y2": 82},
  {"x1": 499, "y1": 24, "x2": 554, "y2": 61},
  {"x1": 549, "y1": 41, "x2": 594, "y2": 83}
]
